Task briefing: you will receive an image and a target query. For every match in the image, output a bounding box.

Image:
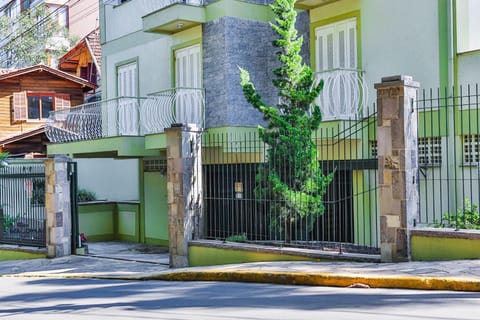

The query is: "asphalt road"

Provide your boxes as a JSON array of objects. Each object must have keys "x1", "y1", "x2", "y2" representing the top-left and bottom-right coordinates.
[{"x1": 0, "y1": 277, "x2": 480, "y2": 320}]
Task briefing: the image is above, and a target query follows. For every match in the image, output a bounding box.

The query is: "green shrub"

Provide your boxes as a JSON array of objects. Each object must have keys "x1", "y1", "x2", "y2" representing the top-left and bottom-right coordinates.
[
  {"x1": 77, "y1": 189, "x2": 97, "y2": 202},
  {"x1": 437, "y1": 198, "x2": 480, "y2": 230},
  {"x1": 2, "y1": 214, "x2": 18, "y2": 232},
  {"x1": 225, "y1": 233, "x2": 248, "y2": 242}
]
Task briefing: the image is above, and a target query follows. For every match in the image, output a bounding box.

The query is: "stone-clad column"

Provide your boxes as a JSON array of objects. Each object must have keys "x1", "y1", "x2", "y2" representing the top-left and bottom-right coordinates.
[
  {"x1": 375, "y1": 75, "x2": 420, "y2": 262},
  {"x1": 166, "y1": 124, "x2": 203, "y2": 268},
  {"x1": 45, "y1": 155, "x2": 72, "y2": 258}
]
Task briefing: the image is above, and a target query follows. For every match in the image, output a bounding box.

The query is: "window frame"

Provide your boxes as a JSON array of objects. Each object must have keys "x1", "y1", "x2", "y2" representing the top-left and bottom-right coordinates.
[
  {"x1": 463, "y1": 134, "x2": 480, "y2": 165},
  {"x1": 11, "y1": 91, "x2": 71, "y2": 123},
  {"x1": 116, "y1": 60, "x2": 138, "y2": 98},
  {"x1": 455, "y1": 0, "x2": 480, "y2": 54},
  {"x1": 313, "y1": 16, "x2": 359, "y2": 73},
  {"x1": 418, "y1": 136, "x2": 442, "y2": 167},
  {"x1": 26, "y1": 92, "x2": 55, "y2": 121}
]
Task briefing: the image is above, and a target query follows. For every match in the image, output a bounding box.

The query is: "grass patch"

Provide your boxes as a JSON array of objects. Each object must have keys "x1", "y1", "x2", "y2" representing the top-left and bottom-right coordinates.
[{"x1": 0, "y1": 250, "x2": 45, "y2": 261}]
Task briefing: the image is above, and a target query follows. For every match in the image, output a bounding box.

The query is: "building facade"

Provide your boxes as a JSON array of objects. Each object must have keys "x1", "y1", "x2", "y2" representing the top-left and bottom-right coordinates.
[{"x1": 46, "y1": 0, "x2": 480, "y2": 248}]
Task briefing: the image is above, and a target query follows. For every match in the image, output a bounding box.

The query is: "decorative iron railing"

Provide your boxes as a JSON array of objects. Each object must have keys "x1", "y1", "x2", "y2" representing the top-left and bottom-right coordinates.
[
  {"x1": 143, "y1": 88, "x2": 205, "y2": 135},
  {"x1": 314, "y1": 68, "x2": 368, "y2": 121},
  {"x1": 45, "y1": 88, "x2": 205, "y2": 143},
  {"x1": 139, "y1": 0, "x2": 205, "y2": 12}
]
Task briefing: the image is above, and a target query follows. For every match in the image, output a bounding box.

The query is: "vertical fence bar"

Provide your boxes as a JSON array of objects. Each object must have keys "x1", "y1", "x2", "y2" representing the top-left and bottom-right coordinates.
[{"x1": 0, "y1": 160, "x2": 46, "y2": 247}]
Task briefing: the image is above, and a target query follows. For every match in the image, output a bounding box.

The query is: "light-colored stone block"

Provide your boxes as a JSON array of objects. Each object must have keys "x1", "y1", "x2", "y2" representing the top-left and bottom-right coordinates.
[
  {"x1": 386, "y1": 215, "x2": 401, "y2": 228},
  {"x1": 376, "y1": 75, "x2": 419, "y2": 262}
]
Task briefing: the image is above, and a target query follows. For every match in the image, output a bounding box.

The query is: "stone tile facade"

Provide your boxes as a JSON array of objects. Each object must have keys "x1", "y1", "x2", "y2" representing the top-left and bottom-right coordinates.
[
  {"x1": 202, "y1": 9, "x2": 310, "y2": 128},
  {"x1": 45, "y1": 156, "x2": 72, "y2": 258},
  {"x1": 375, "y1": 75, "x2": 419, "y2": 262}
]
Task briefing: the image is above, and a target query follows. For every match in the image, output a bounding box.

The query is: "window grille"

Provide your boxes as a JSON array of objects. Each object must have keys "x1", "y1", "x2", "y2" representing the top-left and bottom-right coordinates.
[
  {"x1": 463, "y1": 134, "x2": 480, "y2": 164},
  {"x1": 418, "y1": 137, "x2": 442, "y2": 165},
  {"x1": 144, "y1": 159, "x2": 167, "y2": 174}
]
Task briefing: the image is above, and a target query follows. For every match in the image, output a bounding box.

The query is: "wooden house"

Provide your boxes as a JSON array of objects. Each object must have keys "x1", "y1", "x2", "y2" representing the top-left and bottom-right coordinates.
[
  {"x1": 0, "y1": 64, "x2": 96, "y2": 156},
  {"x1": 58, "y1": 28, "x2": 101, "y2": 88}
]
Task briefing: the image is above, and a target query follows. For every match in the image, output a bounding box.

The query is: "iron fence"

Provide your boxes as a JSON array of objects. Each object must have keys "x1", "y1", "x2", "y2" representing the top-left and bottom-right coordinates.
[
  {"x1": 0, "y1": 159, "x2": 46, "y2": 247},
  {"x1": 417, "y1": 84, "x2": 480, "y2": 230},
  {"x1": 202, "y1": 107, "x2": 379, "y2": 253}
]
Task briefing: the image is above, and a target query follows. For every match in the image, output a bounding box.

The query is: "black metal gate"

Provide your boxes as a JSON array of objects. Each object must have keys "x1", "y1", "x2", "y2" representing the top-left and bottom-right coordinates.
[
  {"x1": 68, "y1": 161, "x2": 80, "y2": 252},
  {"x1": 0, "y1": 160, "x2": 46, "y2": 247},
  {"x1": 201, "y1": 108, "x2": 379, "y2": 253}
]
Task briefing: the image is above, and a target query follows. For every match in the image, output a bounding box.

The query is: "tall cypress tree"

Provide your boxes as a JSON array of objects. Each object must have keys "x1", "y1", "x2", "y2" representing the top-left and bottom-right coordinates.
[{"x1": 239, "y1": 0, "x2": 333, "y2": 241}]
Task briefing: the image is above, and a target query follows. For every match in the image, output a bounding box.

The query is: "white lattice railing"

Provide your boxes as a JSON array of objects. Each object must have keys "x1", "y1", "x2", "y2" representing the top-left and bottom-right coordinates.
[
  {"x1": 133, "y1": 0, "x2": 205, "y2": 13},
  {"x1": 314, "y1": 68, "x2": 368, "y2": 121},
  {"x1": 142, "y1": 88, "x2": 205, "y2": 135},
  {"x1": 45, "y1": 88, "x2": 205, "y2": 143}
]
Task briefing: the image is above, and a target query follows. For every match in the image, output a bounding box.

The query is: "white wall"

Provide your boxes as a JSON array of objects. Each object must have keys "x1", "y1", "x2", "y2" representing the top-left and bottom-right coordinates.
[
  {"x1": 458, "y1": 54, "x2": 480, "y2": 87},
  {"x1": 362, "y1": 0, "x2": 441, "y2": 91},
  {"x1": 103, "y1": 0, "x2": 173, "y2": 41},
  {"x1": 76, "y1": 158, "x2": 139, "y2": 201},
  {"x1": 104, "y1": 36, "x2": 172, "y2": 99},
  {"x1": 311, "y1": 0, "x2": 442, "y2": 99}
]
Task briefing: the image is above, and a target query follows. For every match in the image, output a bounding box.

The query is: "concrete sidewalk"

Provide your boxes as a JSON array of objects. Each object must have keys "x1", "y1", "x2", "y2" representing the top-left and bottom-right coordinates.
[{"x1": 1, "y1": 242, "x2": 480, "y2": 292}]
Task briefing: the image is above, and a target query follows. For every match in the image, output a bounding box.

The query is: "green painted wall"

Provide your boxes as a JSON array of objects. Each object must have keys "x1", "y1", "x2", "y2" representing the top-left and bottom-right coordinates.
[
  {"x1": 79, "y1": 203, "x2": 116, "y2": 241},
  {"x1": 117, "y1": 203, "x2": 140, "y2": 242},
  {"x1": 78, "y1": 202, "x2": 140, "y2": 242},
  {"x1": 189, "y1": 246, "x2": 320, "y2": 267},
  {"x1": 411, "y1": 235, "x2": 480, "y2": 261},
  {"x1": 352, "y1": 170, "x2": 378, "y2": 247},
  {"x1": 144, "y1": 172, "x2": 169, "y2": 243}
]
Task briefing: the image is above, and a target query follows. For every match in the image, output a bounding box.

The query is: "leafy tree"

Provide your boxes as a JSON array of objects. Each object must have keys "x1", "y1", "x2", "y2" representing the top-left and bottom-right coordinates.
[
  {"x1": 239, "y1": 0, "x2": 333, "y2": 241},
  {"x1": 0, "y1": 152, "x2": 7, "y2": 168},
  {"x1": 0, "y1": 4, "x2": 75, "y2": 68}
]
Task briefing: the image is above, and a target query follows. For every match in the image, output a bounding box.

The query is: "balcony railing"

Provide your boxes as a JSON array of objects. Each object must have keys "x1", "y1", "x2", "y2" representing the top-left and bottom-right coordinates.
[
  {"x1": 314, "y1": 68, "x2": 368, "y2": 121},
  {"x1": 142, "y1": 0, "x2": 205, "y2": 12},
  {"x1": 45, "y1": 88, "x2": 205, "y2": 143}
]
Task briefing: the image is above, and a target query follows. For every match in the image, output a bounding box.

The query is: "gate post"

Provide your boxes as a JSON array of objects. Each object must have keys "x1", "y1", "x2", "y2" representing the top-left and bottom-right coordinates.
[
  {"x1": 45, "y1": 155, "x2": 72, "y2": 258},
  {"x1": 166, "y1": 124, "x2": 203, "y2": 268},
  {"x1": 375, "y1": 75, "x2": 419, "y2": 262}
]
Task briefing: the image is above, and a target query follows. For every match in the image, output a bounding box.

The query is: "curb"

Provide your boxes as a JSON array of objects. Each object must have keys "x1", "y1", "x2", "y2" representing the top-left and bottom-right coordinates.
[
  {"x1": 3, "y1": 270, "x2": 480, "y2": 292},
  {"x1": 145, "y1": 270, "x2": 480, "y2": 292}
]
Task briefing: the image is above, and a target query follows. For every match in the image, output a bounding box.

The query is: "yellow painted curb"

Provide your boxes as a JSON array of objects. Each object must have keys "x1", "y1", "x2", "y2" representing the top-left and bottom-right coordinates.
[
  {"x1": 2, "y1": 270, "x2": 480, "y2": 292},
  {"x1": 147, "y1": 270, "x2": 480, "y2": 292}
]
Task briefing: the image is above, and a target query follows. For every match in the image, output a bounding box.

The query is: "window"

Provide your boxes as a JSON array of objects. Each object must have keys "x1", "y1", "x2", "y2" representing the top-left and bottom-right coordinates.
[
  {"x1": 143, "y1": 159, "x2": 167, "y2": 175},
  {"x1": 175, "y1": 44, "x2": 201, "y2": 88},
  {"x1": 47, "y1": 4, "x2": 69, "y2": 29},
  {"x1": 116, "y1": 61, "x2": 138, "y2": 135},
  {"x1": 5, "y1": 1, "x2": 20, "y2": 19},
  {"x1": 418, "y1": 137, "x2": 442, "y2": 166},
  {"x1": 27, "y1": 95, "x2": 53, "y2": 119},
  {"x1": 315, "y1": 18, "x2": 357, "y2": 72},
  {"x1": 80, "y1": 63, "x2": 98, "y2": 85},
  {"x1": 463, "y1": 134, "x2": 480, "y2": 164},
  {"x1": 12, "y1": 92, "x2": 70, "y2": 123},
  {"x1": 314, "y1": 17, "x2": 362, "y2": 120},
  {"x1": 456, "y1": 0, "x2": 480, "y2": 53},
  {"x1": 21, "y1": 0, "x2": 33, "y2": 11},
  {"x1": 174, "y1": 44, "x2": 202, "y2": 125},
  {"x1": 117, "y1": 62, "x2": 137, "y2": 97}
]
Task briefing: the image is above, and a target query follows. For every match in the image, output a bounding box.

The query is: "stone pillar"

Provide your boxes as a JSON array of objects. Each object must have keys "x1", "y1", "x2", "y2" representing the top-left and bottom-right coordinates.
[
  {"x1": 166, "y1": 124, "x2": 203, "y2": 268},
  {"x1": 375, "y1": 75, "x2": 420, "y2": 262},
  {"x1": 45, "y1": 155, "x2": 72, "y2": 258}
]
